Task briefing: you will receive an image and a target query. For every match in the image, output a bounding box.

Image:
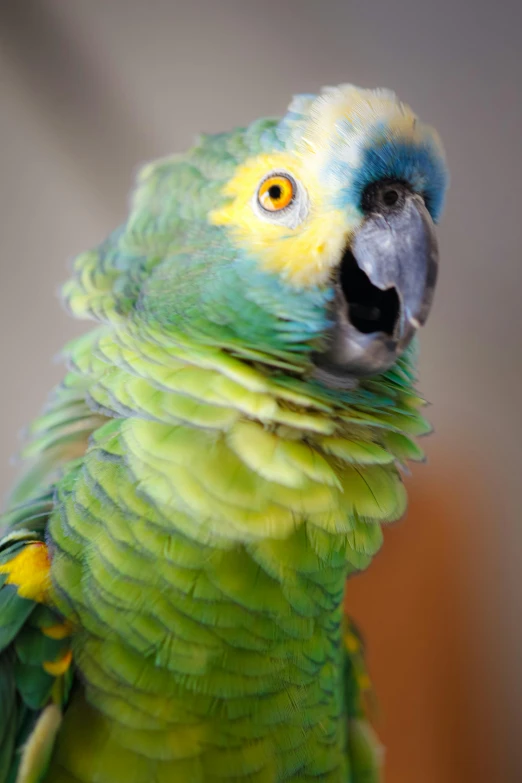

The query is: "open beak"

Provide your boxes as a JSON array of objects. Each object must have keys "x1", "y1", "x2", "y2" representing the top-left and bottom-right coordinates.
[{"x1": 313, "y1": 185, "x2": 438, "y2": 384}]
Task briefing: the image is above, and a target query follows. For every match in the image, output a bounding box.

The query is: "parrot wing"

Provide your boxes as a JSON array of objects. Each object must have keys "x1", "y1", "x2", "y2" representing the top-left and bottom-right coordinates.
[
  {"x1": 343, "y1": 617, "x2": 385, "y2": 783},
  {"x1": 0, "y1": 371, "x2": 107, "y2": 783},
  {"x1": 0, "y1": 497, "x2": 71, "y2": 783}
]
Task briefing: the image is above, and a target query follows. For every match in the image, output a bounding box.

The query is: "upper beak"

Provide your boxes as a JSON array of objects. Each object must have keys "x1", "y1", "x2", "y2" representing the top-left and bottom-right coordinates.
[
  {"x1": 352, "y1": 192, "x2": 438, "y2": 339},
  {"x1": 313, "y1": 186, "x2": 439, "y2": 384}
]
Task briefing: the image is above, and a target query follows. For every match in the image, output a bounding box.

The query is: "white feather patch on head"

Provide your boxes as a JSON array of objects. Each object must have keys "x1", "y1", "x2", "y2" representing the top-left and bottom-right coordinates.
[{"x1": 285, "y1": 84, "x2": 419, "y2": 180}]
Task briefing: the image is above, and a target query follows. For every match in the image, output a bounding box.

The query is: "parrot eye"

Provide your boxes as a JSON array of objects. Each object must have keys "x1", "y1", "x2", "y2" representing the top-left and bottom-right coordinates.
[
  {"x1": 254, "y1": 171, "x2": 308, "y2": 228},
  {"x1": 258, "y1": 174, "x2": 295, "y2": 212}
]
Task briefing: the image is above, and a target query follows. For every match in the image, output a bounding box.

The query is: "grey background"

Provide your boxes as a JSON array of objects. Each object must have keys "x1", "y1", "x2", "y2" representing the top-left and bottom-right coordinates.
[{"x1": 0, "y1": 1, "x2": 520, "y2": 780}]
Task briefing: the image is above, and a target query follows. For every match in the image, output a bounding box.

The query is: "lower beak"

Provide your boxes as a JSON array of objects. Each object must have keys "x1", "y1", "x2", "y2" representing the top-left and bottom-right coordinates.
[{"x1": 313, "y1": 192, "x2": 439, "y2": 384}]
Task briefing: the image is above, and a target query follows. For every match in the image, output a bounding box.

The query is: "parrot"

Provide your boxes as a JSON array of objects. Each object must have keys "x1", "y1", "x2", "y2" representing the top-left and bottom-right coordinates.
[{"x1": 0, "y1": 83, "x2": 447, "y2": 783}]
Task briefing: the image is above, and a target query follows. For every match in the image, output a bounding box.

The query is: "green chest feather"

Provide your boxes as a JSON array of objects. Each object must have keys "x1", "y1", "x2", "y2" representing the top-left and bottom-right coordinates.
[{"x1": 38, "y1": 324, "x2": 425, "y2": 782}]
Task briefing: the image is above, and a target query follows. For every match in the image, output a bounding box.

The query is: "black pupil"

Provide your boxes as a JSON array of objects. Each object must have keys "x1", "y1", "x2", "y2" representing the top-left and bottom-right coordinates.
[
  {"x1": 383, "y1": 188, "x2": 399, "y2": 206},
  {"x1": 268, "y1": 184, "x2": 282, "y2": 200}
]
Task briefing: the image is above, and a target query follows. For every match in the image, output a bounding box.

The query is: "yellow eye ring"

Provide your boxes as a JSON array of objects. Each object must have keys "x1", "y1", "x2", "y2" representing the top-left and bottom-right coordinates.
[{"x1": 257, "y1": 173, "x2": 296, "y2": 212}]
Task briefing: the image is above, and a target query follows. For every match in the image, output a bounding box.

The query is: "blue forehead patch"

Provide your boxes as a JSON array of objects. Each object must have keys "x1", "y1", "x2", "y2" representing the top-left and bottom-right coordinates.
[{"x1": 336, "y1": 138, "x2": 448, "y2": 222}]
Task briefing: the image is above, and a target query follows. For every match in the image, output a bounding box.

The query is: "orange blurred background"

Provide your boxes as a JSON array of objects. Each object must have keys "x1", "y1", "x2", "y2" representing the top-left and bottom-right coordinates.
[
  {"x1": 348, "y1": 454, "x2": 509, "y2": 782},
  {"x1": 0, "y1": 2, "x2": 520, "y2": 780}
]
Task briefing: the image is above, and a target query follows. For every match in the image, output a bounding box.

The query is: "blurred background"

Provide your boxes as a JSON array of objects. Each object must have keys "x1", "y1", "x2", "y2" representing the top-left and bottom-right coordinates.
[{"x1": 0, "y1": 1, "x2": 520, "y2": 780}]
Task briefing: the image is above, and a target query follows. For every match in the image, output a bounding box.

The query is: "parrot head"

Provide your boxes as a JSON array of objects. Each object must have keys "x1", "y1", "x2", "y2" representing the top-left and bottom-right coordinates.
[
  {"x1": 67, "y1": 84, "x2": 448, "y2": 389},
  {"x1": 208, "y1": 84, "x2": 448, "y2": 384}
]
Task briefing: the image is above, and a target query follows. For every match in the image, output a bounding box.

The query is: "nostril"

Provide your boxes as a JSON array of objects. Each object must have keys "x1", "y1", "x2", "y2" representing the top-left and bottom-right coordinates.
[
  {"x1": 361, "y1": 178, "x2": 410, "y2": 213},
  {"x1": 383, "y1": 187, "x2": 399, "y2": 206}
]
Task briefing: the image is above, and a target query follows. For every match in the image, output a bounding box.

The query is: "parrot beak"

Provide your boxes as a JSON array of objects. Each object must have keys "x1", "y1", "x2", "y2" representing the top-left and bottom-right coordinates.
[{"x1": 313, "y1": 185, "x2": 438, "y2": 385}]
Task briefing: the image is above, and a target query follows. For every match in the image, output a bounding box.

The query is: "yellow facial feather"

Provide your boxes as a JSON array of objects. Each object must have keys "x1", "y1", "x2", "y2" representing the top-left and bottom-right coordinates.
[
  {"x1": 295, "y1": 84, "x2": 441, "y2": 162},
  {"x1": 210, "y1": 152, "x2": 350, "y2": 288},
  {"x1": 210, "y1": 84, "x2": 443, "y2": 290}
]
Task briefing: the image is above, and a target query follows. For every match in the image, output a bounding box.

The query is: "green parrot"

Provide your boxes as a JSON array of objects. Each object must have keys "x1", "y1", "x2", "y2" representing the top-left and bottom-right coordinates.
[{"x1": 0, "y1": 83, "x2": 447, "y2": 783}]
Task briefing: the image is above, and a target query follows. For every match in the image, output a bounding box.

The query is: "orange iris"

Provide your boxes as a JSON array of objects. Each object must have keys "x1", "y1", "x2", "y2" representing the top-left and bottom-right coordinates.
[{"x1": 258, "y1": 174, "x2": 295, "y2": 212}]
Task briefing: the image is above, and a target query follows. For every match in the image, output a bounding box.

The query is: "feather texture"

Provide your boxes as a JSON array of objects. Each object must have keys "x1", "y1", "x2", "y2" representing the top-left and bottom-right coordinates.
[{"x1": 0, "y1": 83, "x2": 448, "y2": 782}]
